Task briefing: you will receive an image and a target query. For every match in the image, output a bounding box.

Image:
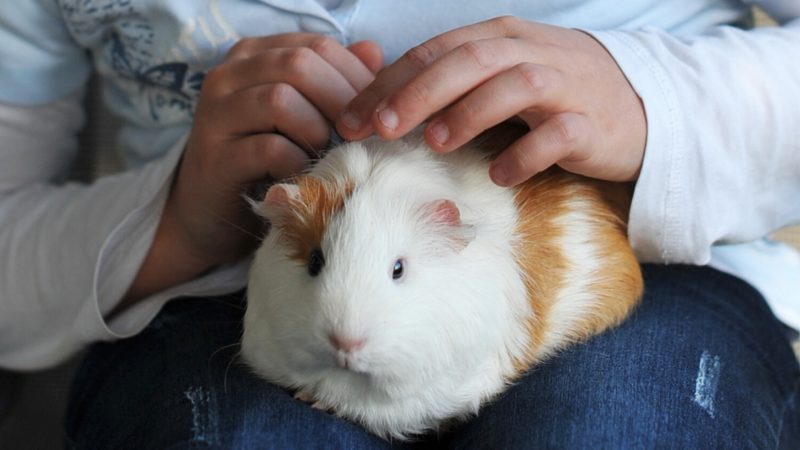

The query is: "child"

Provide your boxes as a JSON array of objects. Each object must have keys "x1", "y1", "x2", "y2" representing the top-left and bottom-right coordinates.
[{"x1": 1, "y1": 0, "x2": 798, "y2": 447}]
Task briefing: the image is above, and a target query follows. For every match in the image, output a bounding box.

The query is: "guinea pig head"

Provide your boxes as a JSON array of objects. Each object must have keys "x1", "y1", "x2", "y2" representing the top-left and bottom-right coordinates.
[{"x1": 242, "y1": 156, "x2": 494, "y2": 398}]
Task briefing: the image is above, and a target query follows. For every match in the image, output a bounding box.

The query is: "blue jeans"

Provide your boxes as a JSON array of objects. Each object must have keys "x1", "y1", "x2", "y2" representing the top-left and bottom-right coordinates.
[{"x1": 65, "y1": 265, "x2": 800, "y2": 449}]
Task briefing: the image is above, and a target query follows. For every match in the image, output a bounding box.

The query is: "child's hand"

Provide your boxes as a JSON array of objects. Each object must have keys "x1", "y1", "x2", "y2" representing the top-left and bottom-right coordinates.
[
  {"x1": 131, "y1": 34, "x2": 382, "y2": 299},
  {"x1": 335, "y1": 17, "x2": 646, "y2": 186}
]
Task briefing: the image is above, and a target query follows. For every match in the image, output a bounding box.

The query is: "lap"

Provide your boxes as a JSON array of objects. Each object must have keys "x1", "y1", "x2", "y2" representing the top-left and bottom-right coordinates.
[
  {"x1": 65, "y1": 265, "x2": 800, "y2": 449},
  {"x1": 64, "y1": 293, "x2": 389, "y2": 449},
  {"x1": 446, "y1": 264, "x2": 800, "y2": 449}
]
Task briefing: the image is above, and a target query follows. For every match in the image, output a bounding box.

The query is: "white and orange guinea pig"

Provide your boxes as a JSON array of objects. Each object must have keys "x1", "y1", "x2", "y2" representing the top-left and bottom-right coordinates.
[{"x1": 241, "y1": 125, "x2": 643, "y2": 440}]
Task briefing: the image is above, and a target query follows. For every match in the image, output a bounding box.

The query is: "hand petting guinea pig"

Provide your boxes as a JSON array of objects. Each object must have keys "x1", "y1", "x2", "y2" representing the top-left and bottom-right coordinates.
[{"x1": 241, "y1": 125, "x2": 643, "y2": 440}]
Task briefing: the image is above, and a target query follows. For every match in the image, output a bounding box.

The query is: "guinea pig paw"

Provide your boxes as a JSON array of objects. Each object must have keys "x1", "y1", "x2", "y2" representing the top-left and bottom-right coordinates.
[
  {"x1": 294, "y1": 390, "x2": 335, "y2": 413},
  {"x1": 294, "y1": 390, "x2": 315, "y2": 404},
  {"x1": 310, "y1": 400, "x2": 332, "y2": 412}
]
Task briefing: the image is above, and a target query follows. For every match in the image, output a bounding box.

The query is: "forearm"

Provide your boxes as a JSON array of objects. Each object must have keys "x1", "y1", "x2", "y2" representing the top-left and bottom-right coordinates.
[
  {"x1": 119, "y1": 179, "x2": 219, "y2": 312},
  {"x1": 0, "y1": 95, "x2": 235, "y2": 369},
  {"x1": 0, "y1": 167, "x2": 169, "y2": 368}
]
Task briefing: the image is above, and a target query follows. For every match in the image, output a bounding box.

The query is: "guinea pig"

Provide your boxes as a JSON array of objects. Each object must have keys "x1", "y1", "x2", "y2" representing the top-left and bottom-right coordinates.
[{"x1": 240, "y1": 126, "x2": 643, "y2": 440}]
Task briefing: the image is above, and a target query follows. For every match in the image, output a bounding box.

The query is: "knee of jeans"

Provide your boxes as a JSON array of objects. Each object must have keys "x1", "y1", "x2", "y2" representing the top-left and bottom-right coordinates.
[{"x1": 443, "y1": 266, "x2": 799, "y2": 448}]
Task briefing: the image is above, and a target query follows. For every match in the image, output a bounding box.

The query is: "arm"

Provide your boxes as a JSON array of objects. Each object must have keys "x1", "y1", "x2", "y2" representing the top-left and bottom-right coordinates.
[
  {"x1": 0, "y1": 94, "x2": 248, "y2": 370},
  {"x1": 0, "y1": 0, "x2": 252, "y2": 369},
  {"x1": 0, "y1": 36, "x2": 382, "y2": 370},
  {"x1": 588, "y1": 4, "x2": 800, "y2": 263}
]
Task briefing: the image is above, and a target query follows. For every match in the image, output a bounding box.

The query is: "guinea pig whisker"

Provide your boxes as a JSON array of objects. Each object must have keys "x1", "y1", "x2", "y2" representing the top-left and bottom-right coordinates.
[
  {"x1": 223, "y1": 351, "x2": 243, "y2": 395},
  {"x1": 213, "y1": 213, "x2": 265, "y2": 242},
  {"x1": 196, "y1": 202, "x2": 267, "y2": 242},
  {"x1": 209, "y1": 342, "x2": 241, "y2": 364},
  {"x1": 204, "y1": 297, "x2": 246, "y2": 311},
  {"x1": 196, "y1": 320, "x2": 245, "y2": 325}
]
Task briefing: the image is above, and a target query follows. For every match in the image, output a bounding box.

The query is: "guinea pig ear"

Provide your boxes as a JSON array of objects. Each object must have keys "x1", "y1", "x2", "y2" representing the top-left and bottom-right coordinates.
[
  {"x1": 252, "y1": 183, "x2": 300, "y2": 221},
  {"x1": 423, "y1": 199, "x2": 476, "y2": 252}
]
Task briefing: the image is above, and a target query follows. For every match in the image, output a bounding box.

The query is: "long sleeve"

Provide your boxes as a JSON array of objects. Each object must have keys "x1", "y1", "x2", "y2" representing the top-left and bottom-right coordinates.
[
  {"x1": 588, "y1": 5, "x2": 800, "y2": 264},
  {"x1": 0, "y1": 97, "x2": 250, "y2": 370}
]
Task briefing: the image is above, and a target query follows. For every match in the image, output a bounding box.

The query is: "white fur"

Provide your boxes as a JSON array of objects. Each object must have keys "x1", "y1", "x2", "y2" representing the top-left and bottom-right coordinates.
[{"x1": 242, "y1": 135, "x2": 533, "y2": 439}]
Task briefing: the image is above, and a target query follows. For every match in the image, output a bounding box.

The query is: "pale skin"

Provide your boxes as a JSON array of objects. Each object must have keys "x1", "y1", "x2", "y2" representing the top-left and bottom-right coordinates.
[{"x1": 123, "y1": 16, "x2": 647, "y2": 306}]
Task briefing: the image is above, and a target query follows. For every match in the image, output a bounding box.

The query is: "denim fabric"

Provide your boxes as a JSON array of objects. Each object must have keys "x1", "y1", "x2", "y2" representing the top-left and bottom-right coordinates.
[{"x1": 65, "y1": 265, "x2": 800, "y2": 449}]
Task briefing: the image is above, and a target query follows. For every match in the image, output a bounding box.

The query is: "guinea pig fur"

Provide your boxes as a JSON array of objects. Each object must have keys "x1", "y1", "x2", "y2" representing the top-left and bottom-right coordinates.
[{"x1": 241, "y1": 128, "x2": 643, "y2": 440}]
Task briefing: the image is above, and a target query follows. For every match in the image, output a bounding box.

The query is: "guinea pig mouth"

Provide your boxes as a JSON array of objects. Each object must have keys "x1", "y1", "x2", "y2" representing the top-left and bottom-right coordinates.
[{"x1": 334, "y1": 351, "x2": 368, "y2": 374}]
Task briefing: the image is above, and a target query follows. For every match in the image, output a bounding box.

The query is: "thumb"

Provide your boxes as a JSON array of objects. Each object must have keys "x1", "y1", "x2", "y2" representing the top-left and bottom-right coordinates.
[{"x1": 347, "y1": 40, "x2": 384, "y2": 75}]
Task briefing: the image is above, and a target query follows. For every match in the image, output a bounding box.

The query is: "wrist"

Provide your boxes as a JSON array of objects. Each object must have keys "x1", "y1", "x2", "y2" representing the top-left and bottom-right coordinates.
[{"x1": 120, "y1": 197, "x2": 218, "y2": 309}]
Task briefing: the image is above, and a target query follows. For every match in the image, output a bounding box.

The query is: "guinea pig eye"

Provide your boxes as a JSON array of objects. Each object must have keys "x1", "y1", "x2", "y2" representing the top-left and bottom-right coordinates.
[
  {"x1": 392, "y1": 258, "x2": 405, "y2": 280},
  {"x1": 308, "y1": 247, "x2": 325, "y2": 277}
]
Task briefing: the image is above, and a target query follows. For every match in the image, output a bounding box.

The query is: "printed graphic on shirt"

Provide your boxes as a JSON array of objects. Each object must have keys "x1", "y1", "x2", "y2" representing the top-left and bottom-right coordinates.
[
  {"x1": 58, "y1": 0, "x2": 238, "y2": 124},
  {"x1": 107, "y1": 30, "x2": 204, "y2": 121}
]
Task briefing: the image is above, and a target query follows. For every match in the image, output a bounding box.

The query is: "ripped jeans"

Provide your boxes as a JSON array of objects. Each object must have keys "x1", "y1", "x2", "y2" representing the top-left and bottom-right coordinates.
[{"x1": 65, "y1": 265, "x2": 800, "y2": 449}]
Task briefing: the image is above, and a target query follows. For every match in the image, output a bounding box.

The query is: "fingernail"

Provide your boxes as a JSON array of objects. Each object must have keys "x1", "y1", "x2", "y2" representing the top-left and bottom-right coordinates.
[
  {"x1": 428, "y1": 121, "x2": 449, "y2": 146},
  {"x1": 376, "y1": 105, "x2": 399, "y2": 131},
  {"x1": 490, "y1": 163, "x2": 509, "y2": 186},
  {"x1": 340, "y1": 110, "x2": 361, "y2": 132}
]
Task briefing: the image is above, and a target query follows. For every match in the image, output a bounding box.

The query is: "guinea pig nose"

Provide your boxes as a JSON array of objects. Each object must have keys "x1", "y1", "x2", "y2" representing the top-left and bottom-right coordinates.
[{"x1": 328, "y1": 334, "x2": 366, "y2": 353}]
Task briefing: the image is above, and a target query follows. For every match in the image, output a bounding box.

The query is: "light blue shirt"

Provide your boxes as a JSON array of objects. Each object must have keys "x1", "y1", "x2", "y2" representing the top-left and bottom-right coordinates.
[{"x1": 0, "y1": 0, "x2": 751, "y2": 166}]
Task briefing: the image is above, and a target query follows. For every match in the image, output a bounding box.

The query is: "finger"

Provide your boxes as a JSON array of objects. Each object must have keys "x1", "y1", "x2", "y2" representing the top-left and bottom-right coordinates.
[
  {"x1": 424, "y1": 63, "x2": 566, "y2": 152},
  {"x1": 225, "y1": 34, "x2": 375, "y2": 91},
  {"x1": 231, "y1": 133, "x2": 311, "y2": 183},
  {"x1": 370, "y1": 38, "x2": 529, "y2": 140},
  {"x1": 347, "y1": 40, "x2": 384, "y2": 75},
  {"x1": 209, "y1": 49, "x2": 358, "y2": 122},
  {"x1": 336, "y1": 16, "x2": 520, "y2": 140},
  {"x1": 490, "y1": 112, "x2": 590, "y2": 186},
  {"x1": 211, "y1": 83, "x2": 330, "y2": 152}
]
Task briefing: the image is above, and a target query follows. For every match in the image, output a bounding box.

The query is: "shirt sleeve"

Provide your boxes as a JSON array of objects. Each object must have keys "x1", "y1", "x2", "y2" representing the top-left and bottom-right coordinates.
[
  {"x1": 0, "y1": 96, "x2": 250, "y2": 370},
  {"x1": 0, "y1": 0, "x2": 91, "y2": 104},
  {"x1": 586, "y1": 8, "x2": 800, "y2": 264}
]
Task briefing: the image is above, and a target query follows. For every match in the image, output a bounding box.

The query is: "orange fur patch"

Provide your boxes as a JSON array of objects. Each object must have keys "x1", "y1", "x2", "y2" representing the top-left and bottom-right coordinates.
[
  {"x1": 571, "y1": 178, "x2": 643, "y2": 339},
  {"x1": 277, "y1": 176, "x2": 354, "y2": 263},
  {"x1": 510, "y1": 169, "x2": 573, "y2": 372},
  {"x1": 511, "y1": 168, "x2": 643, "y2": 373}
]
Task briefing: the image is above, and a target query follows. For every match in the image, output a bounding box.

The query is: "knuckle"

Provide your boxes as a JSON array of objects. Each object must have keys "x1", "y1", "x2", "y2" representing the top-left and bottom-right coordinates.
[
  {"x1": 257, "y1": 135, "x2": 283, "y2": 160},
  {"x1": 551, "y1": 115, "x2": 581, "y2": 147},
  {"x1": 245, "y1": 135, "x2": 280, "y2": 172},
  {"x1": 492, "y1": 16, "x2": 521, "y2": 33},
  {"x1": 285, "y1": 47, "x2": 317, "y2": 75},
  {"x1": 258, "y1": 136, "x2": 304, "y2": 179},
  {"x1": 228, "y1": 37, "x2": 255, "y2": 58},
  {"x1": 403, "y1": 42, "x2": 439, "y2": 70},
  {"x1": 350, "y1": 82, "x2": 383, "y2": 111},
  {"x1": 508, "y1": 147, "x2": 536, "y2": 177},
  {"x1": 260, "y1": 83, "x2": 295, "y2": 111},
  {"x1": 451, "y1": 101, "x2": 482, "y2": 134},
  {"x1": 359, "y1": 83, "x2": 382, "y2": 104},
  {"x1": 398, "y1": 80, "x2": 431, "y2": 105},
  {"x1": 308, "y1": 36, "x2": 338, "y2": 57},
  {"x1": 201, "y1": 65, "x2": 228, "y2": 95},
  {"x1": 514, "y1": 63, "x2": 547, "y2": 93},
  {"x1": 458, "y1": 41, "x2": 493, "y2": 70}
]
